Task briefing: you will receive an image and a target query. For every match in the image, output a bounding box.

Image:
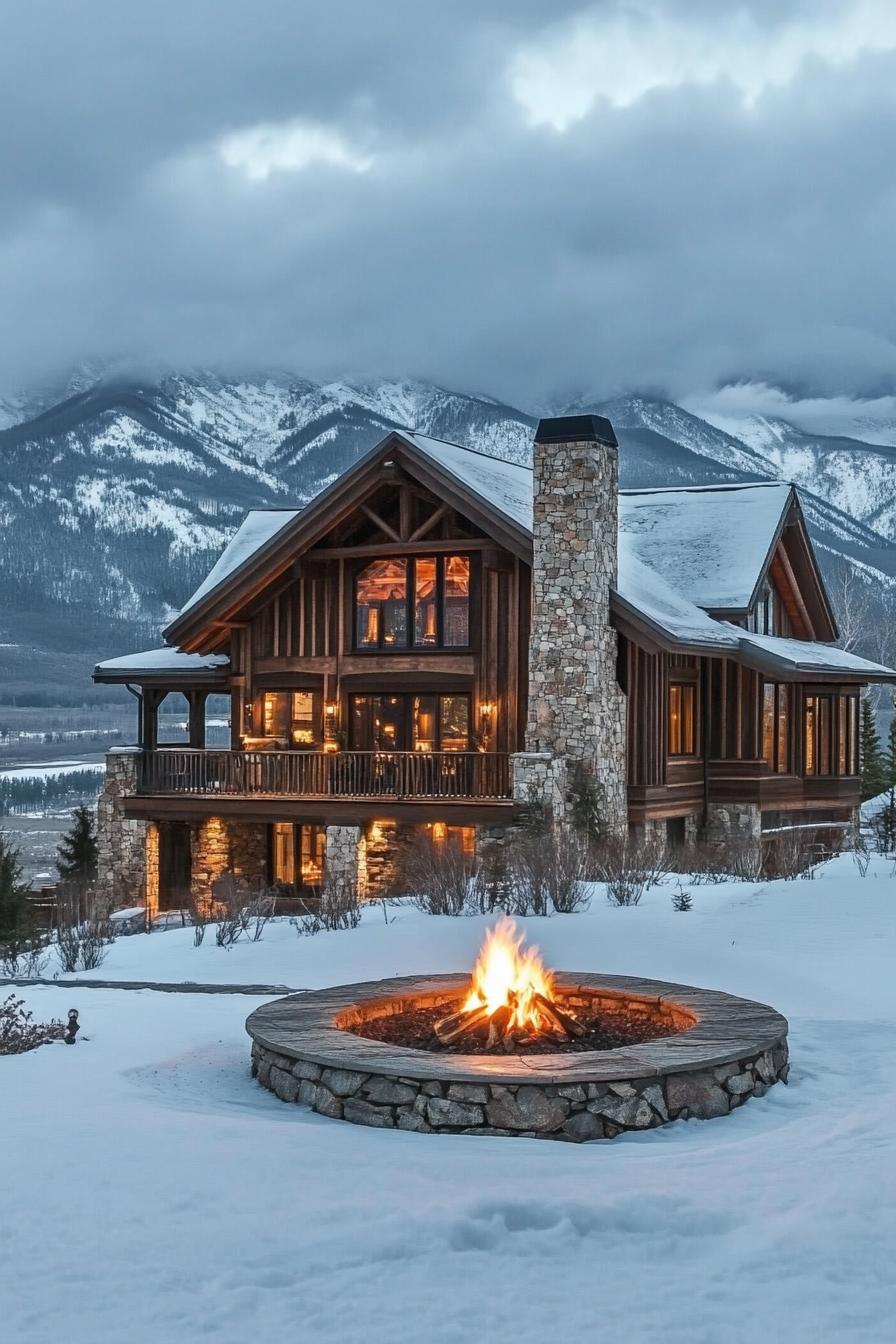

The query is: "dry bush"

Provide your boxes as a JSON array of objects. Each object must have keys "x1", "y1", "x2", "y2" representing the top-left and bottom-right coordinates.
[
  {"x1": 593, "y1": 834, "x2": 669, "y2": 907},
  {"x1": 54, "y1": 917, "x2": 113, "y2": 973},
  {"x1": 210, "y1": 873, "x2": 250, "y2": 947},
  {"x1": 294, "y1": 878, "x2": 362, "y2": 934},
  {"x1": 681, "y1": 837, "x2": 762, "y2": 884},
  {"x1": 508, "y1": 829, "x2": 590, "y2": 915},
  {"x1": 761, "y1": 829, "x2": 824, "y2": 881},
  {"x1": 0, "y1": 994, "x2": 64, "y2": 1055},
  {"x1": 245, "y1": 891, "x2": 276, "y2": 942},
  {"x1": 401, "y1": 835, "x2": 485, "y2": 916}
]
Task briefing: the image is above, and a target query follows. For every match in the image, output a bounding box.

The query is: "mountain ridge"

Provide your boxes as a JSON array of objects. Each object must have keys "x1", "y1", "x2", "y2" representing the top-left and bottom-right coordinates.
[{"x1": 0, "y1": 371, "x2": 893, "y2": 700}]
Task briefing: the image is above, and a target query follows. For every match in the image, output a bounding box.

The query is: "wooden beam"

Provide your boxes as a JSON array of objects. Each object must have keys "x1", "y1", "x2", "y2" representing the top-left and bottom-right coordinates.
[
  {"x1": 305, "y1": 539, "x2": 494, "y2": 560},
  {"x1": 361, "y1": 504, "x2": 401, "y2": 543},
  {"x1": 409, "y1": 503, "x2": 449, "y2": 542}
]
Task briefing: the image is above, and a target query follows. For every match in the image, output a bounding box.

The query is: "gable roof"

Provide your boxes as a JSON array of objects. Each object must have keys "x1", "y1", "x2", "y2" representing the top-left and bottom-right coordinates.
[{"x1": 160, "y1": 428, "x2": 895, "y2": 683}]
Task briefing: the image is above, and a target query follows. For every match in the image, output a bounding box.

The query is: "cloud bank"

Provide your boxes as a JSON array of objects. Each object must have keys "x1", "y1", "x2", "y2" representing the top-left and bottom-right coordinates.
[{"x1": 3, "y1": 1, "x2": 896, "y2": 405}]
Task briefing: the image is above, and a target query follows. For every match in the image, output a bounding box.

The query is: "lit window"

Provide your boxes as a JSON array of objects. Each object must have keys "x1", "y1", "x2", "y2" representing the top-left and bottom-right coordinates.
[
  {"x1": 354, "y1": 556, "x2": 470, "y2": 651},
  {"x1": 668, "y1": 683, "x2": 696, "y2": 756},
  {"x1": 762, "y1": 684, "x2": 791, "y2": 773},
  {"x1": 355, "y1": 559, "x2": 408, "y2": 648}
]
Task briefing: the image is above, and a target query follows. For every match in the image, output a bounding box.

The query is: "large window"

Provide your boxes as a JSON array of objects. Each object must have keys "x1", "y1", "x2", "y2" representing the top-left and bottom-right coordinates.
[
  {"x1": 668, "y1": 682, "x2": 697, "y2": 756},
  {"x1": 762, "y1": 683, "x2": 791, "y2": 773},
  {"x1": 350, "y1": 693, "x2": 471, "y2": 752},
  {"x1": 262, "y1": 691, "x2": 320, "y2": 745},
  {"x1": 803, "y1": 693, "x2": 858, "y2": 777},
  {"x1": 271, "y1": 823, "x2": 325, "y2": 889},
  {"x1": 355, "y1": 555, "x2": 470, "y2": 650}
]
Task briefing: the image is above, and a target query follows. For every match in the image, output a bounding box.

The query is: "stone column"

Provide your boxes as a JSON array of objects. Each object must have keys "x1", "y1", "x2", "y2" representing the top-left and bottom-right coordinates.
[
  {"x1": 521, "y1": 414, "x2": 627, "y2": 831},
  {"x1": 324, "y1": 825, "x2": 365, "y2": 900},
  {"x1": 95, "y1": 747, "x2": 148, "y2": 907}
]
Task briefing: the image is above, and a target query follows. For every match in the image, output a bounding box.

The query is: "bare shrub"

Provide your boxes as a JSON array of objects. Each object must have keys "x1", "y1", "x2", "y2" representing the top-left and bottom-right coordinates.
[
  {"x1": 681, "y1": 838, "x2": 762, "y2": 884},
  {"x1": 403, "y1": 835, "x2": 482, "y2": 916},
  {"x1": 850, "y1": 824, "x2": 871, "y2": 877},
  {"x1": 245, "y1": 891, "x2": 276, "y2": 942},
  {"x1": 294, "y1": 878, "x2": 362, "y2": 934},
  {"x1": 1, "y1": 920, "x2": 48, "y2": 978},
  {"x1": 593, "y1": 834, "x2": 669, "y2": 907},
  {"x1": 762, "y1": 829, "x2": 823, "y2": 881},
  {"x1": 54, "y1": 917, "x2": 113, "y2": 972},
  {"x1": 508, "y1": 829, "x2": 590, "y2": 915},
  {"x1": 209, "y1": 873, "x2": 250, "y2": 947},
  {"x1": 0, "y1": 994, "x2": 64, "y2": 1055}
]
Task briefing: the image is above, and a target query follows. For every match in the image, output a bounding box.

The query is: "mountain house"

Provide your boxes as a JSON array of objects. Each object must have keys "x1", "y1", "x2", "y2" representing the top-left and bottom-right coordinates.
[{"x1": 93, "y1": 414, "x2": 896, "y2": 911}]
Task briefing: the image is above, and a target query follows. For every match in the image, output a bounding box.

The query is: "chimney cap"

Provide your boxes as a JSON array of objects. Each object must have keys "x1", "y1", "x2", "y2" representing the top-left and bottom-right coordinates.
[{"x1": 534, "y1": 414, "x2": 618, "y2": 448}]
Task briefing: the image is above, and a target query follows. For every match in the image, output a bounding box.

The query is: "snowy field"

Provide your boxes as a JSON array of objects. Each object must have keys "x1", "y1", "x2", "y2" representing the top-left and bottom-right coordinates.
[{"x1": 4, "y1": 854, "x2": 896, "y2": 1343}]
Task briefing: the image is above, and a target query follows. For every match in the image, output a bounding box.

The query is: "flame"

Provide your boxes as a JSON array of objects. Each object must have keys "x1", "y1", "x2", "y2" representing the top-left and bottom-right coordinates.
[{"x1": 462, "y1": 916, "x2": 555, "y2": 1032}]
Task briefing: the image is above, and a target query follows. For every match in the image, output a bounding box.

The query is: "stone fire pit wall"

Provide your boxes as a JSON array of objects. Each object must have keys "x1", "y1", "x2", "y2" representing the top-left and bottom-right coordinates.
[{"x1": 246, "y1": 974, "x2": 789, "y2": 1142}]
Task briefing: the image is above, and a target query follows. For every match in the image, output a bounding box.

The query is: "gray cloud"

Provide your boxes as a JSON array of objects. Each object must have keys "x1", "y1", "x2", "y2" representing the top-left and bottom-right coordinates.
[{"x1": 3, "y1": 1, "x2": 896, "y2": 405}]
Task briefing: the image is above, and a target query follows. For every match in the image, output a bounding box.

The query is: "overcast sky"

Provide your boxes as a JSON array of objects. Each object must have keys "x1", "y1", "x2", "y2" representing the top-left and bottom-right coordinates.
[{"x1": 4, "y1": 0, "x2": 896, "y2": 408}]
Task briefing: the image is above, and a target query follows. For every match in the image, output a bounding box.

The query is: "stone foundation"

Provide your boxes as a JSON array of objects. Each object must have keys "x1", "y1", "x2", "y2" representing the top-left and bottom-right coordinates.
[{"x1": 247, "y1": 973, "x2": 789, "y2": 1143}]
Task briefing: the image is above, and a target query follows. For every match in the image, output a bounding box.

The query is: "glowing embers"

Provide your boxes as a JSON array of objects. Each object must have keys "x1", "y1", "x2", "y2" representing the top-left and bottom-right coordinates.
[{"x1": 434, "y1": 917, "x2": 585, "y2": 1049}]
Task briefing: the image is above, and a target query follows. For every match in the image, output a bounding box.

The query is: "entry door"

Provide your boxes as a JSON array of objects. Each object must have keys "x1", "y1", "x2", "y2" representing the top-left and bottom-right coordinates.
[{"x1": 158, "y1": 822, "x2": 192, "y2": 910}]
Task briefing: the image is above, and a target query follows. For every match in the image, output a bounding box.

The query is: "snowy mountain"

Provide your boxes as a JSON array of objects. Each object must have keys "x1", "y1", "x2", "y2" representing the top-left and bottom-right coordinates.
[{"x1": 0, "y1": 371, "x2": 893, "y2": 699}]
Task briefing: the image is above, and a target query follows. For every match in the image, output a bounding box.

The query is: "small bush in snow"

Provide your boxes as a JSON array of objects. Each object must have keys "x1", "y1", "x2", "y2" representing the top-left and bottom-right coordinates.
[
  {"x1": 0, "y1": 994, "x2": 64, "y2": 1055},
  {"x1": 293, "y1": 879, "x2": 362, "y2": 934},
  {"x1": 671, "y1": 883, "x2": 693, "y2": 912},
  {"x1": 54, "y1": 918, "x2": 113, "y2": 973}
]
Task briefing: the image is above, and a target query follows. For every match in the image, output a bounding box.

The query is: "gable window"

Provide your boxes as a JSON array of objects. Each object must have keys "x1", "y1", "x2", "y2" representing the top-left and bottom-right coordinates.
[
  {"x1": 747, "y1": 581, "x2": 792, "y2": 637},
  {"x1": 803, "y1": 692, "x2": 858, "y2": 777},
  {"x1": 668, "y1": 683, "x2": 697, "y2": 756},
  {"x1": 354, "y1": 555, "x2": 471, "y2": 651},
  {"x1": 762, "y1": 683, "x2": 791, "y2": 773}
]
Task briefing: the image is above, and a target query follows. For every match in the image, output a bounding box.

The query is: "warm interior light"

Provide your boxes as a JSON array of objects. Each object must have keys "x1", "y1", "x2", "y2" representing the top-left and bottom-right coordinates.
[{"x1": 325, "y1": 701, "x2": 338, "y2": 718}]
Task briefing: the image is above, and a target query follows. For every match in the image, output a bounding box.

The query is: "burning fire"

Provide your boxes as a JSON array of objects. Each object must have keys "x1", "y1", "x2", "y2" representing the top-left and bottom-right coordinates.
[{"x1": 435, "y1": 917, "x2": 583, "y2": 1049}]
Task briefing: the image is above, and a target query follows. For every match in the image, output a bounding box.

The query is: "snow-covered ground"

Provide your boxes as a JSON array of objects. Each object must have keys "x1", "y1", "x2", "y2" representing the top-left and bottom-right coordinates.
[{"x1": 5, "y1": 856, "x2": 896, "y2": 1343}]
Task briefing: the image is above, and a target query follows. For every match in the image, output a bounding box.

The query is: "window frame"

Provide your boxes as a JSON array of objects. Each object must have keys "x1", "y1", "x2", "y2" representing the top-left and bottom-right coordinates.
[
  {"x1": 269, "y1": 823, "x2": 326, "y2": 891},
  {"x1": 762, "y1": 682, "x2": 792, "y2": 774},
  {"x1": 353, "y1": 554, "x2": 472, "y2": 652},
  {"x1": 802, "y1": 690, "x2": 859, "y2": 778}
]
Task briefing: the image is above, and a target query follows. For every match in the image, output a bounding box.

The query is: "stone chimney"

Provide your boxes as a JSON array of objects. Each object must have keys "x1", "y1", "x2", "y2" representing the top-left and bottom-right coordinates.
[{"x1": 516, "y1": 413, "x2": 627, "y2": 831}]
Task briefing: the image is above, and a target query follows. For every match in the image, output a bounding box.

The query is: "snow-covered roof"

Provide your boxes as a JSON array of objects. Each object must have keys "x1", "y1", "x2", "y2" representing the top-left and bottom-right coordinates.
[
  {"x1": 732, "y1": 630, "x2": 896, "y2": 679},
  {"x1": 406, "y1": 433, "x2": 792, "y2": 610},
  {"x1": 178, "y1": 509, "x2": 300, "y2": 616},
  {"x1": 618, "y1": 483, "x2": 793, "y2": 611},
  {"x1": 94, "y1": 648, "x2": 230, "y2": 682},
  {"x1": 154, "y1": 428, "x2": 895, "y2": 683}
]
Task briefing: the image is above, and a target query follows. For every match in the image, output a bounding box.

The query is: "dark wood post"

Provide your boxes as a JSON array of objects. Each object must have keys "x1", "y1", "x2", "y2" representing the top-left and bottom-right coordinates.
[
  {"x1": 187, "y1": 690, "x2": 209, "y2": 749},
  {"x1": 141, "y1": 689, "x2": 166, "y2": 754}
]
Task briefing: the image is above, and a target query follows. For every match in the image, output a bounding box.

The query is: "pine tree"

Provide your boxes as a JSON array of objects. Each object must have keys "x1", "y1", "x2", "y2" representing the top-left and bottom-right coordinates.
[
  {"x1": 0, "y1": 829, "x2": 30, "y2": 941},
  {"x1": 859, "y1": 695, "x2": 885, "y2": 801},
  {"x1": 879, "y1": 709, "x2": 896, "y2": 852},
  {"x1": 56, "y1": 805, "x2": 98, "y2": 887}
]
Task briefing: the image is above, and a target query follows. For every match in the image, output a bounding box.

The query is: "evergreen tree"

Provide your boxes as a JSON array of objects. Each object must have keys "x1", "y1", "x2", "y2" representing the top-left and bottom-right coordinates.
[
  {"x1": 56, "y1": 805, "x2": 98, "y2": 887},
  {"x1": 0, "y1": 829, "x2": 30, "y2": 941},
  {"x1": 860, "y1": 695, "x2": 885, "y2": 801},
  {"x1": 879, "y1": 709, "x2": 896, "y2": 852}
]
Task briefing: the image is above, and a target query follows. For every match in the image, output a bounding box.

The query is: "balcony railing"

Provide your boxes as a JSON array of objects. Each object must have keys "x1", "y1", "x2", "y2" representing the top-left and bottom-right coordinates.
[{"x1": 139, "y1": 749, "x2": 511, "y2": 801}]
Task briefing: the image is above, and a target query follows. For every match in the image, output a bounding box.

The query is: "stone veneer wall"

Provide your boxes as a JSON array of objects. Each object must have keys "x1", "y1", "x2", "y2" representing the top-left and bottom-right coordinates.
[
  {"x1": 251, "y1": 1038, "x2": 789, "y2": 1140},
  {"x1": 524, "y1": 425, "x2": 627, "y2": 831},
  {"x1": 190, "y1": 818, "x2": 268, "y2": 907},
  {"x1": 95, "y1": 748, "x2": 147, "y2": 906},
  {"x1": 324, "y1": 825, "x2": 365, "y2": 897}
]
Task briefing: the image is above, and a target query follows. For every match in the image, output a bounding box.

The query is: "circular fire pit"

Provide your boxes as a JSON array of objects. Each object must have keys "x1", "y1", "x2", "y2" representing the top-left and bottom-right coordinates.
[{"x1": 246, "y1": 973, "x2": 789, "y2": 1141}]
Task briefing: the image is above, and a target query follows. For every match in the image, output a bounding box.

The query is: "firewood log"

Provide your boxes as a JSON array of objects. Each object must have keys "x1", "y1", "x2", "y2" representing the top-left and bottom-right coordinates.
[{"x1": 434, "y1": 1002, "x2": 491, "y2": 1044}]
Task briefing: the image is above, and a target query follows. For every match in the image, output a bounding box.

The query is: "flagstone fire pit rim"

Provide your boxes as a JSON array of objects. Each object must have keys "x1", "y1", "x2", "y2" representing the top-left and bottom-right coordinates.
[{"x1": 246, "y1": 972, "x2": 788, "y2": 1085}]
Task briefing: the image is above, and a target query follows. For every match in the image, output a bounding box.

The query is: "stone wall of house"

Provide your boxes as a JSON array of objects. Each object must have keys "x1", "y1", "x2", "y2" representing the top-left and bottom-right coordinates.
[
  {"x1": 190, "y1": 818, "x2": 267, "y2": 907},
  {"x1": 324, "y1": 825, "x2": 365, "y2": 898},
  {"x1": 523, "y1": 419, "x2": 627, "y2": 832},
  {"x1": 95, "y1": 748, "x2": 147, "y2": 907}
]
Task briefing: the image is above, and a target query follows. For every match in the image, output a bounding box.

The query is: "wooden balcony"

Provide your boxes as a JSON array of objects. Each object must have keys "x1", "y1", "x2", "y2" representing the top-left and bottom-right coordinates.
[{"x1": 138, "y1": 749, "x2": 512, "y2": 801}]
